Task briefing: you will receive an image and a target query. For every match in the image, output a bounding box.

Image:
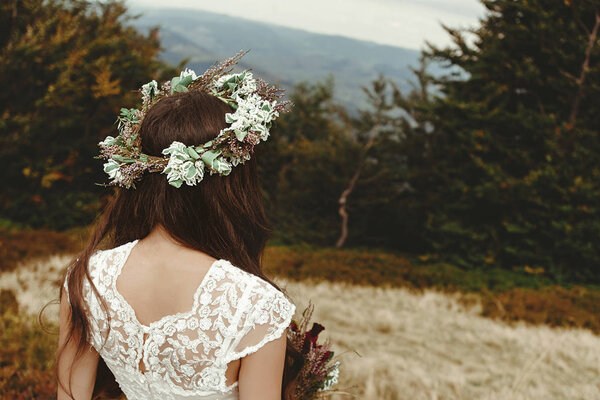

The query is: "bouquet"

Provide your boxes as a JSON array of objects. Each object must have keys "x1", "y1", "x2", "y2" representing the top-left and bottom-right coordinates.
[{"x1": 286, "y1": 302, "x2": 341, "y2": 399}]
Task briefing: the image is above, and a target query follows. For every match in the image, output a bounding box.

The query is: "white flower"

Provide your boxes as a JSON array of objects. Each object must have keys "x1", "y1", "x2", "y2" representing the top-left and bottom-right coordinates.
[
  {"x1": 162, "y1": 141, "x2": 188, "y2": 158},
  {"x1": 187, "y1": 317, "x2": 199, "y2": 330},
  {"x1": 199, "y1": 317, "x2": 212, "y2": 330},
  {"x1": 237, "y1": 72, "x2": 257, "y2": 96},
  {"x1": 215, "y1": 73, "x2": 234, "y2": 90},
  {"x1": 229, "y1": 156, "x2": 241, "y2": 167},
  {"x1": 103, "y1": 159, "x2": 124, "y2": 184},
  {"x1": 154, "y1": 333, "x2": 166, "y2": 346},
  {"x1": 123, "y1": 321, "x2": 137, "y2": 335},
  {"x1": 211, "y1": 157, "x2": 232, "y2": 175},
  {"x1": 322, "y1": 361, "x2": 340, "y2": 391},
  {"x1": 199, "y1": 292, "x2": 212, "y2": 305},
  {"x1": 201, "y1": 368, "x2": 224, "y2": 387},
  {"x1": 164, "y1": 324, "x2": 176, "y2": 336},
  {"x1": 180, "y1": 68, "x2": 198, "y2": 80},
  {"x1": 99, "y1": 136, "x2": 116, "y2": 147},
  {"x1": 224, "y1": 94, "x2": 277, "y2": 143},
  {"x1": 211, "y1": 266, "x2": 225, "y2": 280},
  {"x1": 177, "y1": 333, "x2": 190, "y2": 346},
  {"x1": 162, "y1": 141, "x2": 205, "y2": 187},
  {"x1": 214, "y1": 71, "x2": 256, "y2": 98},
  {"x1": 176, "y1": 319, "x2": 187, "y2": 331},
  {"x1": 117, "y1": 309, "x2": 129, "y2": 321},
  {"x1": 204, "y1": 279, "x2": 216, "y2": 292},
  {"x1": 198, "y1": 305, "x2": 210, "y2": 318},
  {"x1": 141, "y1": 80, "x2": 158, "y2": 102}
]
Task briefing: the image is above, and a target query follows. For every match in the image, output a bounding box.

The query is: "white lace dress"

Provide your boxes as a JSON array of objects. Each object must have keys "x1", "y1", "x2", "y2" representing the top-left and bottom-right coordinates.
[{"x1": 63, "y1": 240, "x2": 296, "y2": 400}]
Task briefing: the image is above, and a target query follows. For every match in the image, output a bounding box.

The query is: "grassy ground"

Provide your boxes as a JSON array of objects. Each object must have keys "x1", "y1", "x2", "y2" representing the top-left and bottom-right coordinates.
[
  {"x1": 1, "y1": 254, "x2": 599, "y2": 399},
  {"x1": 284, "y1": 280, "x2": 600, "y2": 400},
  {"x1": 1, "y1": 228, "x2": 599, "y2": 333},
  {"x1": 263, "y1": 245, "x2": 600, "y2": 334}
]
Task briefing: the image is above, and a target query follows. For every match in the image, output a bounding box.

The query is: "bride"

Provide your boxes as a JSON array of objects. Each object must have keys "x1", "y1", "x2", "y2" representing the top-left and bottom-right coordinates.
[{"x1": 57, "y1": 54, "x2": 303, "y2": 400}]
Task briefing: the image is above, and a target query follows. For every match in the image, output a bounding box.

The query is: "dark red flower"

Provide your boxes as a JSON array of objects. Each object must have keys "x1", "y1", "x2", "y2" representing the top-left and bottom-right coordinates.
[
  {"x1": 307, "y1": 323, "x2": 325, "y2": 345},
  {"x1": 301, "y1": 333, "x2": 312, "y2": 355},
  {"x1": 290, "y1": 321, "x2": 299, "y2": 333}
]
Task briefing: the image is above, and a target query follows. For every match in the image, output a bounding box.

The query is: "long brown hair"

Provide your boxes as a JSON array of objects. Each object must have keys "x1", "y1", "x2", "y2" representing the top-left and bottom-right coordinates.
[{"x1": 57, "y1": 91, "x2": 303, "y2": 399}]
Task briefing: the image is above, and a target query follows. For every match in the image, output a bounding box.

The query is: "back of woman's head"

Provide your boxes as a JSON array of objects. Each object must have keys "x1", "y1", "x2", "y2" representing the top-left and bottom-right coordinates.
[{"x1": 109, "y1": 90, "x2": 270, "y2": 272}]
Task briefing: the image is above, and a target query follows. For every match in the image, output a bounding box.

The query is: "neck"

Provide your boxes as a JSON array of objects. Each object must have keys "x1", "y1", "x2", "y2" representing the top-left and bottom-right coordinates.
[{"x1": 143, "y1": 224, "x2": 181, "y2": 248}]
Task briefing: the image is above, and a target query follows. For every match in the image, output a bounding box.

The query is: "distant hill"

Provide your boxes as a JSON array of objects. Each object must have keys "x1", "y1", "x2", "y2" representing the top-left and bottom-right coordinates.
[{"x1": 130, "y1": 7, "x2": 423, "y2": 110}]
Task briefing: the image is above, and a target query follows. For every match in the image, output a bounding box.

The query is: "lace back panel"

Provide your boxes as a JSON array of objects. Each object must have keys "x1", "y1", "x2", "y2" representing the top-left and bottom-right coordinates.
[{"x1": 64, "y1": 240, "x2": 295, "y2": 399}]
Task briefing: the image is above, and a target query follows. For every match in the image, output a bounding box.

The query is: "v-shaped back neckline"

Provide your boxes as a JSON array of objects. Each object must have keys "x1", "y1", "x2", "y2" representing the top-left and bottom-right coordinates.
[{"x1": 112, "y1": 239, "x2": 225, "y2": 331}]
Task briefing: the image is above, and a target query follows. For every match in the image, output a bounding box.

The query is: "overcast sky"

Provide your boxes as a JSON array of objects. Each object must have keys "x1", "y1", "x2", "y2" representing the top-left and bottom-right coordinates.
[{"x1": 128, "y1": 0, "x2": 486, "y2": 50}]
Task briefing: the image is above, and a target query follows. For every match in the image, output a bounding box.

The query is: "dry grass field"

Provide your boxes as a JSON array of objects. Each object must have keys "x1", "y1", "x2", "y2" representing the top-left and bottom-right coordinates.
[{"x1": 2, "y1": 255, "x2": 600, "y2": 400}]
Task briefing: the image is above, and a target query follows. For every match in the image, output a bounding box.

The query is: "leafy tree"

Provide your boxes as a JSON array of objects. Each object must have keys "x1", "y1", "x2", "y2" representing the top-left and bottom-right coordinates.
[
  {"x1": 259, "y1": 79, "x2": 354, "y2": 245},
  {"x1": 399, "y1": 0, "x2": 600, "y2": 282},
  {"x1": 333, "y1": 77, "x2": 412, "y2": 249},
  {"x1": 260, "y1": 77, "x2": 411, "y2": 249},
  {"x1": 0, "y1": 0, "x2": 176, "y2": 229}
]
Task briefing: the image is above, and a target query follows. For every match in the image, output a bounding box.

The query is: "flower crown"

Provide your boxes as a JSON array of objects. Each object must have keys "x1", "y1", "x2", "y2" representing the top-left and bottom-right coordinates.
[{"x1": 99, "y1": 51, "x2": 291, "y2": 188}]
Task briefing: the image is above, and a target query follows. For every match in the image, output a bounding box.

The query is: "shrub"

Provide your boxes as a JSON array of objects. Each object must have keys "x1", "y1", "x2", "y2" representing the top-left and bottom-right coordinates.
[
  {"x1": 0, "y1": 228, "x2": 84, "y2": 273},
  {"x1": 0, "y1": 289, "x2": 57, "y2": 399}
]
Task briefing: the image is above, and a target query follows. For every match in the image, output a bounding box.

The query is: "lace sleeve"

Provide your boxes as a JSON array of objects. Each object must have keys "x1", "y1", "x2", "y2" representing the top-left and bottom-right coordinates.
[
  {"x1": 224, "y1": 279, "x2": 296, "y2": 363},
  {"x1": 63, "y1": 250, "x2": 101, "y2": 310},
  {"x1": 61, "y1": 252, "x2": 109, "y2": 351}
]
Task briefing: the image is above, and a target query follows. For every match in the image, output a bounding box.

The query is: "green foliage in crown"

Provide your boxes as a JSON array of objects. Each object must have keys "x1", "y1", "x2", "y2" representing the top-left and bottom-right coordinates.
[{"x1": 98, "y1": 51, "x2": 291, "y2": 188}]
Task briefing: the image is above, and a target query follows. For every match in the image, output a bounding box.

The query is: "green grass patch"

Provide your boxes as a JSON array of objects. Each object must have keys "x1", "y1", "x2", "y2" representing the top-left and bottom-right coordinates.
[
  {"x1": 0, "y1": 289, "x2": 57, "y2": 399},
  {"x1": 0, "y1": 228, "x2": 86, "y2": 273},
  {"x1": 263, "y1": 245, "x2": 600, "y2": 334},
  {"x1": 263, "y1": 245, "x2": 569, "y2": 293}
]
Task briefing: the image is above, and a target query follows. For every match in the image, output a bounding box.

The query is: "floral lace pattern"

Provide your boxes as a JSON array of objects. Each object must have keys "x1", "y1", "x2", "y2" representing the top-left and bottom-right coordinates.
[{"x1": 63, "y1": 240, "x2": 295, "y2": 399}]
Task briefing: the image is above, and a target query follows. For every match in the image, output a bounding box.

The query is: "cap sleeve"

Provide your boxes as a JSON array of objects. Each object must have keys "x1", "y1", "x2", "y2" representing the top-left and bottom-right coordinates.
[
  {"x1": 61, "y1": 253, "x2": 99, "y2": 306},
  {"x1": 225, "y1": 278, "x2": 296, "y2": 362}
]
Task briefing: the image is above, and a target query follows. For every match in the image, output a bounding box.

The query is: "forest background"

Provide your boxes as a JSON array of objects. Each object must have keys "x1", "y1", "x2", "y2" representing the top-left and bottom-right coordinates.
[{"x1": 1, "y1": 0, "x2": 600, "y2": 398}]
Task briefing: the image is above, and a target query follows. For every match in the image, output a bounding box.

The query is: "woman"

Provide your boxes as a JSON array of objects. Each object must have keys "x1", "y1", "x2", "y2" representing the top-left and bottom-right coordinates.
[{"x1": 58, "y1": 54, "x2": 302, "y2": 400}]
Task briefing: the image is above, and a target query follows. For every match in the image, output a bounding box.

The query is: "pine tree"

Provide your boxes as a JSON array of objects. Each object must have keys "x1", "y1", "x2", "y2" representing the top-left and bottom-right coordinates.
[
  {"x1": 401, "y1": 0, "x2": 600, "y2": 282},
  {"x1": 0, "y1": 0, "x2": 176, "y2": 228},
  {"x1": 259, "y1": 79, "x2": 354, "y2": 245}
]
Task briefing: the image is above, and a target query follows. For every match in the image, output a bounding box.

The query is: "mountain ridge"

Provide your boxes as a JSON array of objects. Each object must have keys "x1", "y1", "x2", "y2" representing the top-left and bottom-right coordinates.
[{"x1": 130, "y1": 7, "x2": 423, "y2": 109}]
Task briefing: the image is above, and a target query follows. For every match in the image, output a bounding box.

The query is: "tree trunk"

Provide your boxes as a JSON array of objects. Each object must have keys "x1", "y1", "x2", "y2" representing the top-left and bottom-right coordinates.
[
  {"x1": 335, "y1": 167, "x2": 361, "y2": 248},
  {"x1": 569, "y1": 12, "x2": 600, "y2": 126},
  {"x1": 335, "y1": 125, "x2": 379, "y2": 248}
]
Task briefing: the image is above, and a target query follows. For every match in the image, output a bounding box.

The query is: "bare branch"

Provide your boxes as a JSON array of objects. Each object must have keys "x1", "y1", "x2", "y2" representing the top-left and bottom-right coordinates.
[
  {"x1": 335, "y1": 122, "x2": 381, "y2": 248},
  {"x1": 569, "y1": 11, "x2": 600, "y2": 126}
]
